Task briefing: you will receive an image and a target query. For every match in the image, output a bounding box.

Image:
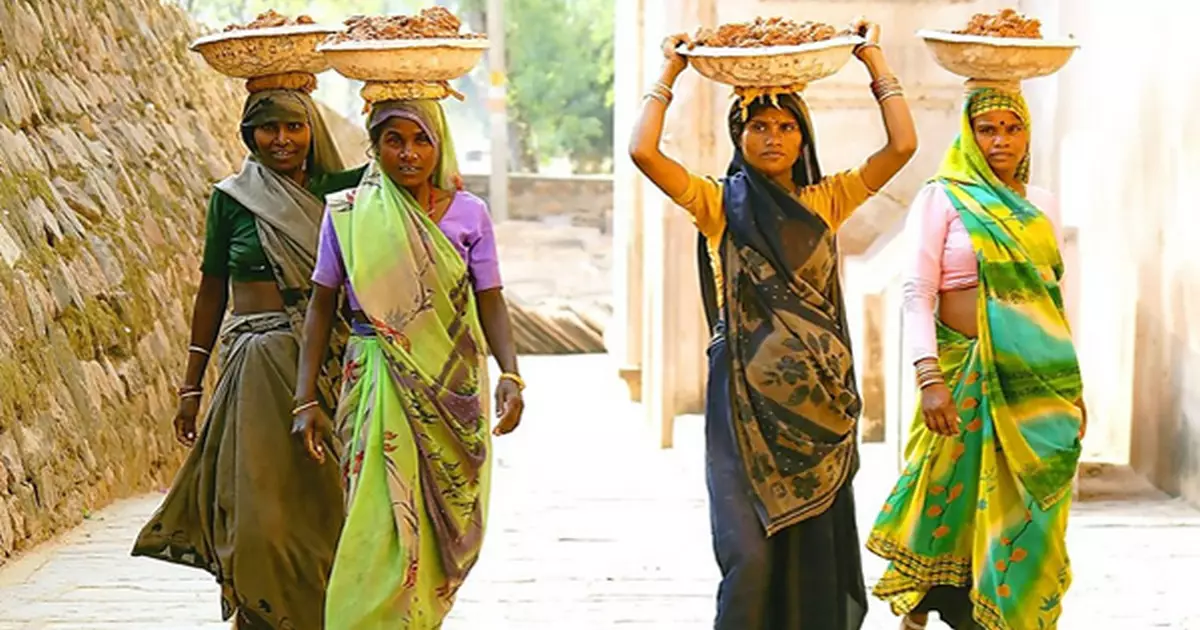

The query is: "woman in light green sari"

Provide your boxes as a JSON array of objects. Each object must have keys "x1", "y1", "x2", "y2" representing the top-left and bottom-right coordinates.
[
  {"x1": 292, "y1": 98, "x2": 524, "y2": 629},
  {"x1": 867, "y1": 87, "x2": 1086, "y2": 630}
]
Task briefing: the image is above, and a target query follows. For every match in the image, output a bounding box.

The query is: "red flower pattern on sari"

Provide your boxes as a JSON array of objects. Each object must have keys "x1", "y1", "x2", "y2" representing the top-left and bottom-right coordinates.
[{"x1": 371, "y1": 317, "x2": 414, "y2": 352}]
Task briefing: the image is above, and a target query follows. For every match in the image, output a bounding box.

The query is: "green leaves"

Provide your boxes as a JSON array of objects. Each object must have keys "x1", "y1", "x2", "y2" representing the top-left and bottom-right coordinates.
[{"x1": 501, "y1": 0, "x2": 613, "y2": 171}]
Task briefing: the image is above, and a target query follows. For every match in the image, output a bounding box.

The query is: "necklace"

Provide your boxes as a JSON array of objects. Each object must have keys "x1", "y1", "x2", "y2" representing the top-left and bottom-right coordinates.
[{"x1": 425, "y1": 186, "x2": 437, "y2": 218}]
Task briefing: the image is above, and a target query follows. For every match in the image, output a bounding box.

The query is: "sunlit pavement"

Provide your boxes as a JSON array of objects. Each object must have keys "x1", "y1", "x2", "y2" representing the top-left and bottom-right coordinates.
[{"x1": 1, "y1": 355, "x2": 1197, "y2": 629}]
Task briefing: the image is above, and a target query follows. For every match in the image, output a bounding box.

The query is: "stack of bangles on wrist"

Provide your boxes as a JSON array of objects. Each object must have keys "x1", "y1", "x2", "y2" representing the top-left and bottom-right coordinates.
[
  {"x1": 916, "y1": 361, "x2": 945, "y2": 390},
  {"x1": 870, "y1": 75, "x2": 904, "y2": 103},
  {"x1": 498, "y1": 372, "x2": 526, "y2": 392},
  {"x1": 643, "y1": 80, "x2": 673, "y2": 106}
]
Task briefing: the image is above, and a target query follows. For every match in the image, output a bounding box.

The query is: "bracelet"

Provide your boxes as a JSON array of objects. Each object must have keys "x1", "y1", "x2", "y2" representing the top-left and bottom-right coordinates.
[
  {"x1": 876, "y1": 89, "x2": 904, "y2": 103},
  {"x1": 870, "y1": 76, "x2": 903, "y2": 102},
  {"x1": 188, "y1": 345, "x2": 211, "y2": 357},
  {"x1": 915, "y1": 361, "x2": 944, "y2": 390},
  {"x1": 654, "y1": 80, "x2": 675, "y2": 99},
  {"x1": 643, "y1": 91, "x2": 669, "y2": 106},
  {"x1": 177, "y1": 384, "x2": 202, "y2": 396},
  {"x1": 180, "y1": 390, "x2": 203, "y2": 400},
  {"x1": 292, "y1": 400, "x2": 319, "y2": 416},
  {"x1": 854, "y1": 41, "x2": 880, "y2": 56},
  {"x1": 498, "y1": 372, "x2": 526, "y2": 391}
]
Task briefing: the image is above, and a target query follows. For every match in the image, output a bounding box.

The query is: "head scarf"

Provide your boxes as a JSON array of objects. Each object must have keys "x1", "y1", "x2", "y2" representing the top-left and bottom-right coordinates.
[
  {"x1": 725, "y1": 92, "x2": 822, "y2": 188},
  {"x1": 937, "y1": 87, "x2": 1032, "y2": 187},
  {"x1": 366, "y1": 99, "x2": 461, "y2": 193},
  {"x1": 239, "y1": 89, "x2": 345, "y2": 177}
]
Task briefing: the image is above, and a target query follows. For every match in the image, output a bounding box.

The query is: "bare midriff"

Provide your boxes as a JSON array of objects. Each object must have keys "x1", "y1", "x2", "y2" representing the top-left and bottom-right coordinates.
[
  {"x1": 230, "y1": 281, "x2": 286, "y2": 315},
  {"x1": 937, "y1": 287, "x2": 978, "y2": 339}
]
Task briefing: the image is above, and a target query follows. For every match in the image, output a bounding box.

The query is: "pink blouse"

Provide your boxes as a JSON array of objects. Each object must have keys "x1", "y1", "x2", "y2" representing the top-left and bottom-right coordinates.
[{"x1": 902, "y1": 182, "x2": 1062, "y2": 363}]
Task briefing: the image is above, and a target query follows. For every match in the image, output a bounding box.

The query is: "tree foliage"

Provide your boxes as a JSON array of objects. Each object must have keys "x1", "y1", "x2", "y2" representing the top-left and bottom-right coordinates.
[{"x1": 459, "y1": 0, "x2": 613, "y2": 172}]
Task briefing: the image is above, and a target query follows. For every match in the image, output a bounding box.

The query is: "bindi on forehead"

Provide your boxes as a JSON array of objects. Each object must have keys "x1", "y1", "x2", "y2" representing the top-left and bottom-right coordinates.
[
  {"x1": 750, "y1": 108, "x2": 797, "y2": 124},
  {"x1": 974, "y1": 110, "x2": 1024, "y2": 127}
]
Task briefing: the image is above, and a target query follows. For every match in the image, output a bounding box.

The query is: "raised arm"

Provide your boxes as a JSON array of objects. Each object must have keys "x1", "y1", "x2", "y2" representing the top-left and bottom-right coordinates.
[
  {"x1": 628, "y1": 33, "x2": 695, "y2": 200},
  {"x1": 851, "y1": 19, "x2": 918, "y2": 193}
]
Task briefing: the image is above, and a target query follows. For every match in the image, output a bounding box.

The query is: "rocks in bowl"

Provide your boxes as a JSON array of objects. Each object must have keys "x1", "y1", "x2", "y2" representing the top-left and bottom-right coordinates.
[
  {"x1": 917, "y1": 10, "x2": 1077, "y2": 86},
  {"x1": 955, "y1": 9, "x2": 1043, "y2": 39},
  {"x1": 316, "y1": 8, "x2": 488, "y2": 102},
  {"x1": 693, "y1": 17, "x2": 842, "y2": 48},
  {"x1": 325, "y1": 8, "x2": 485, "y2": 44},
  {"x1": 222, "y1": 9, "x2": 316, "y2": 32},
  {"x1": 681, "y1": 17, "x2": 861, "y2": 90},
  {"x1": 190, "y1": 14, "x2": 341, "y2": 84}
]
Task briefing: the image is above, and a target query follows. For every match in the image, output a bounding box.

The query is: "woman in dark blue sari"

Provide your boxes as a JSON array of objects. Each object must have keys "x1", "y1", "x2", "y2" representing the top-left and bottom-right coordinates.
[{"x1": 629, "y1": 18, "x2": 918, "y2": 629}]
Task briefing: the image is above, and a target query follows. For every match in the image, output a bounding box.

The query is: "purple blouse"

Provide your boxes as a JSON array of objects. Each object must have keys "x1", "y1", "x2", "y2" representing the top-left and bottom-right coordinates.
[{"x1": 311, "y1": 191, "x2": 503, "y2": 311}]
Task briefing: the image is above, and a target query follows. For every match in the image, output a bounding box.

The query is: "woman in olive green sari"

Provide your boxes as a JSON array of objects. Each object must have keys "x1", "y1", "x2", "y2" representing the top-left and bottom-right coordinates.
[{"x1": 132, "y1": 88, "x2": 360, "y2": 629}]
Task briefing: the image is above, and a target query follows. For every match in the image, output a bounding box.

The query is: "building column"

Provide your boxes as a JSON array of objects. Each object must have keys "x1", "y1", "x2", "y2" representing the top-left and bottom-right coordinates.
[
  {"x1": 639, "y1": 0, "x2": 716, "y2": 448},
  {"x1": 609, "y1": 0, "x2": 646, "y2": 402}
]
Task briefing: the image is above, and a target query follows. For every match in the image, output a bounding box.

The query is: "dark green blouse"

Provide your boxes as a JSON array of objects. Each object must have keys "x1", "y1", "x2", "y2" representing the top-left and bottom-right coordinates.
[{"x1": 200, "y1": 166, "x2": 367, "y2": 282}]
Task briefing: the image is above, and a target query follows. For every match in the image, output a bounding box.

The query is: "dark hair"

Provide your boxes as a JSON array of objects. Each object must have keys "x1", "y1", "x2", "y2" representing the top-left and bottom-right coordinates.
[
  {"x1": 726, "y1": 94, "x2": 822, "y2": 188},
  {"x1": 368, "y1": 121, "x2": 387, "y2": 150},
  {"x1": 728, "y1": 98, "x2": 801, "y2": 145}
]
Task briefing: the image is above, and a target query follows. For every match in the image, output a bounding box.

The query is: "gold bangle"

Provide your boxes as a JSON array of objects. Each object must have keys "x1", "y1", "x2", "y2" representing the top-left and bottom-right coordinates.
[
  {"x1": 292, "y1": 400, "x2": 319, "y2": 416},
  {"x1": 654, "y1": 80, "x2": 674, "y2": 99},
  {"x1": 499, "y1": 372, "x2": 525, "y2": 391},
  {"x1": 188, "y1": 345, "x2": 211, "y2": 357}
]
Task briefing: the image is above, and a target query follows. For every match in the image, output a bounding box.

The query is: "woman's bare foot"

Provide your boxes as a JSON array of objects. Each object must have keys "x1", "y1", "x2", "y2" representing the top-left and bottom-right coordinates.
[{"x1": 902, "y1": 613, "x2": 929, "y2": 629}]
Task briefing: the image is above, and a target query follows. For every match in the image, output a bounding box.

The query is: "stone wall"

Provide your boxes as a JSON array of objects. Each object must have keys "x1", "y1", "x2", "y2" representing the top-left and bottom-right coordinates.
[
  {"x1": 0, "y1": 0, "x2": 243, "y2": 563},
  {"x1": 461, "y1": 173, "x2": 613, "y2": 231}
]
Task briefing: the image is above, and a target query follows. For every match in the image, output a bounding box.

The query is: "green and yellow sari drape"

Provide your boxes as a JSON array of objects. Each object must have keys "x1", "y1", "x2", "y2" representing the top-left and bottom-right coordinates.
[
  {"x1": 323, "y1": 100, "x2": 490, "y2": 629},
  {"x1": 867, "y1": 88, "x2": 1084, "y2": 630}
]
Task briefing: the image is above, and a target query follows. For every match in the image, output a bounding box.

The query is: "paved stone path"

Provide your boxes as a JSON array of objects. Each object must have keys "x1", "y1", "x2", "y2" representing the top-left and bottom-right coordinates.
[{"x1": 1, "y1": 356, "x2": 1198, "y2": 629}]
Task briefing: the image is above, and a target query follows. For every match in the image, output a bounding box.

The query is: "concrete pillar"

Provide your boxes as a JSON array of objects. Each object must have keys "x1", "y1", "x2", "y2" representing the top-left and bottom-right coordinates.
[
  {"x1": 609, "y1": 0, "x2": 646, "y2": 402},
  {"x1": 639, "y1": 0, "x2": 716, "y2": 448},
  {"x1": 860, "y1": 292, "x2": 886, "y2": 443}
]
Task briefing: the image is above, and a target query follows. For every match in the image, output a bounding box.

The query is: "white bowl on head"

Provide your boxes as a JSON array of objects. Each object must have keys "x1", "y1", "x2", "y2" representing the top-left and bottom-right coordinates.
[
  {"x1": 317, "y1": 38, "x2": 490, "y2": 83},
  {"x1": 679, "y1": 35, "x2": 864, "y2": 88},
  {"x1": 917, "y1": 29, "x2": 1079, "y2": 82},
  {"x1": 190, "y1": 24, "x2": 343, "y2": 79}
]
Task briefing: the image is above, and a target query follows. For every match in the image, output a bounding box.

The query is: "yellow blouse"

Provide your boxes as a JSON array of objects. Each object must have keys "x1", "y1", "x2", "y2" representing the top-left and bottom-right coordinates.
[{"x1": 670, "y1": 166, "x2": 876, "y2": 307}]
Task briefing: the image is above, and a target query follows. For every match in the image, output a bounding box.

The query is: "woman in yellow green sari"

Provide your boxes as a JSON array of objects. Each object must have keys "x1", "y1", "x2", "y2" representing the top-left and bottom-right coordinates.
[
  {"x1": 867, "y1": 87, "x2": 1087, "y2": 630},
  {"x1": 292, "y1": 97, "x2": 524, "y2": 629}
]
